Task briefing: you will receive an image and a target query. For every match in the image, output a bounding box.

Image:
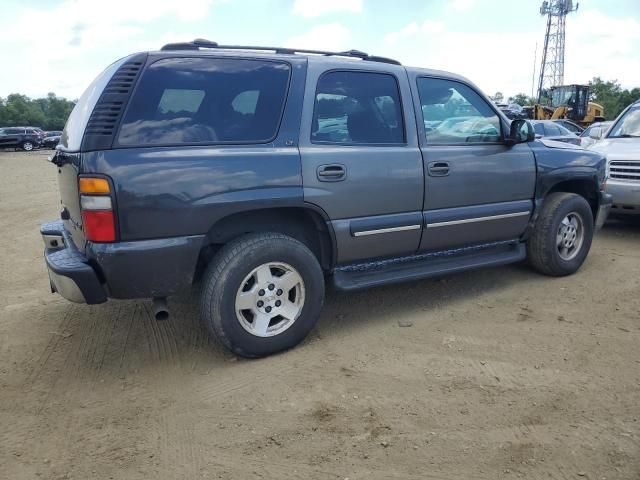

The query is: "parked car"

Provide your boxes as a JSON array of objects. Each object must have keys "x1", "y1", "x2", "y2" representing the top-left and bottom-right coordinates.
[
  {"x1": 24, "y1": 126, "x2": 47, "y2": 143},
  {"x1": 588, "y1": 101, "x2": 640, "y2": 216},
  {"x1": 580, "y1": 121, "x2": 613, "y2": 148},
  {"x1": 530, "y1": 120, "x2": 582, "y2": 146},
  {"x1": 553, "y1": 119, "x2": 584, "y2": 135},
  {"x1": 499, "y1": 103, "x2": 529, "y2": 120},
  {"x1": 41, "y1": 40, "x2": 611, "y2": 358},
  {"x1": 42, "y1": 131, "x2": 63, "y2": 149},
  {"x1": 0, "y1": 127, "x2": 42, "y2": 151}
]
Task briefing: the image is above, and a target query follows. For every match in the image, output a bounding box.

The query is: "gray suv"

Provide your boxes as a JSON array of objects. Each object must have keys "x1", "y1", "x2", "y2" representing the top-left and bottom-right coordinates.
[
  {"x1": 41, "y1": 40, "x2": 611, "y2": 357},
  {"x1": 0, "y1": 127, "x2": 42, "y2": 150}
]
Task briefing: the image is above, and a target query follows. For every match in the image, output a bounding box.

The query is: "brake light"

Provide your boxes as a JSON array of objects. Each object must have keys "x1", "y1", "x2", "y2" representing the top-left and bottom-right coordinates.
[
  {"x1": 82, "y1": 211, "x2": 116, "y2": 242},
  {"x1": 79, "y1": 176, "x2": 115, "y2": 242}
]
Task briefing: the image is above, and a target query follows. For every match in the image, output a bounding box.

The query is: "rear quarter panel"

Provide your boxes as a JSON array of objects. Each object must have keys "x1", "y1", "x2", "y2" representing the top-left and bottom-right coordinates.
[
  {"x1": 80, "y1": 56, "x2": 308, "y2": 242},
  {"x1": 82, "y1": 146, "x2": 304, "y2": 240}
]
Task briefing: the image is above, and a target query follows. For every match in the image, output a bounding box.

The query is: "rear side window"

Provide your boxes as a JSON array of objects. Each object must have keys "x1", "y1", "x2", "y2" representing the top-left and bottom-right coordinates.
[
  {"x1": 311, "y1": 71, "x2": 405, "y2": 145},
  {"x1": 544, "y1": 123, "x2": 563, "y2": 136},
  {"x1": 553, "y1": 123, "x2": 572, "y2": 135},
  {"x1": 118, "y1": 57, "x2": 291, "y2": 146},
  {"x1": 559, "y1": 121, "x2": 579, "y2": 133},
  {"x1": 533, "y1": 123, "x2": 544, "y2": 136}
]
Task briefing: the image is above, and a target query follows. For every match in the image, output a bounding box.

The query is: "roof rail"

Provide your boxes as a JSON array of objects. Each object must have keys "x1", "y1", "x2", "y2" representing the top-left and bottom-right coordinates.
[{"x1": 159, "y1": 39, "x2": 401, "y2": 66}]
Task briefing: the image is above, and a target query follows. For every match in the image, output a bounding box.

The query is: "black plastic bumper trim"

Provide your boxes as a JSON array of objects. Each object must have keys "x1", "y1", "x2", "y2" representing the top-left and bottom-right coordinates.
[{"x1": 41, "y1": 220, "x2": 107, "y2": 304}]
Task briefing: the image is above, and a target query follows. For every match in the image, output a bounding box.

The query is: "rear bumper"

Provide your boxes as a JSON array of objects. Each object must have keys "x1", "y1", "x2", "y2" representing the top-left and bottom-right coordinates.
[
  {"x1": 41, "y1": 220, "x2": 205, "y2": 303},
  {"x1": 595, "y1": 192, "x2": 613, "y2": 230},
  {"x1": 41, "y1": 220, "x2": 107, "y2": 304}
]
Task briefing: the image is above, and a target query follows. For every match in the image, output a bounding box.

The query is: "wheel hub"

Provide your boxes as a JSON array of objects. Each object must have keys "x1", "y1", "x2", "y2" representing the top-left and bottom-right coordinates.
[
  {"x1": 556, "y1": 212, "x2": 584, "y2": 261},
  {"x1": 235, "y1": 262, "x2": 305, "y2": 337}
]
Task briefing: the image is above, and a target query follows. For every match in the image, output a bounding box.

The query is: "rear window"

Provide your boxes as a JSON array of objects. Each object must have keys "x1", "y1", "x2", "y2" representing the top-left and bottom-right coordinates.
[{"x1": 117, "y1": 57, "x2": 291, "y2": 146}]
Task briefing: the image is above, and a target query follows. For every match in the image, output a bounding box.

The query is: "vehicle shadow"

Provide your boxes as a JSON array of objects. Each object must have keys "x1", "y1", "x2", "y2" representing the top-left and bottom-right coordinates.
[
  {"x1": 317, "y1": 262, "x2": 535, "y2": 338},
  {"x1": 600, "y1": 216, "x2": 640, "y2": 237},
  {"x1": 51, "y1": 259, "x2": 539, "y2": 379}
]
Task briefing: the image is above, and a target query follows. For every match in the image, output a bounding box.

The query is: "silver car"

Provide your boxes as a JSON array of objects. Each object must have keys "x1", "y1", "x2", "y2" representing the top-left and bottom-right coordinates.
[
  {"x1": 580, "y1": 121, "x2": 612, "y2": 149},
  {"x1": 589, "y1": 101, "x2": 640, "y2": 215}
]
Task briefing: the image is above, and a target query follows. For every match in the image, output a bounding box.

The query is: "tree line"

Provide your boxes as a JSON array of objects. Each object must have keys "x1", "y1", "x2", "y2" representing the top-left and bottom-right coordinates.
[
  {"x1": 502, "y1": 78, "x2": 640, "y2": 120},
  {"x1": 0, "y1": 93, "x2": 76, "y2": 131}
]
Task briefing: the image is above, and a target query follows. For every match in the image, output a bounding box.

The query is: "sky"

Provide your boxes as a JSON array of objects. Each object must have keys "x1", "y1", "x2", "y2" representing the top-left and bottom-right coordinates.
[{"x1": 1, "y1": 0, "x2": 639, "y2": 100}]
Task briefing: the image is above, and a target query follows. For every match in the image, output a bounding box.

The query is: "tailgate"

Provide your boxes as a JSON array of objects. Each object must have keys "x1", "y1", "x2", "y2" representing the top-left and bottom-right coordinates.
[{"x1": 53, "y1": 152, "x2": 86, "y2": 249}]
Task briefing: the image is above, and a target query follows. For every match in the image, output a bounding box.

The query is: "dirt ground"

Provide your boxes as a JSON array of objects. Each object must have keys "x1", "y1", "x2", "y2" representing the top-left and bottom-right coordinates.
[{"x1": 1, "y1": 149, "x2": 639, "y2": 480}]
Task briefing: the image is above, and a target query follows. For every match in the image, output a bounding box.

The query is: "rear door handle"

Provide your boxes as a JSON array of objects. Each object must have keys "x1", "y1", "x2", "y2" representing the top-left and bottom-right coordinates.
[
  {"x1": 427, "y1": 161, "x2": 450, "y2": 177},
  {"x1": 317, "y1": 164, "x2": 346, "y2": 182}
]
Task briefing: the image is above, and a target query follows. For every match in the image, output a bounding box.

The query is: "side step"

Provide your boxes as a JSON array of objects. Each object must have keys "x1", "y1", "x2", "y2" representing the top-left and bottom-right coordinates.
[{"x1": 332, "y1": 241, "x2": 526, "y2": 291}]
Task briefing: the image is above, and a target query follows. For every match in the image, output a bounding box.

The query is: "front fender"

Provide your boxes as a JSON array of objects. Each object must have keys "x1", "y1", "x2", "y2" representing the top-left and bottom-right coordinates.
[{"x1": 521, "y1": 141, "x2": 606, "y2": 239}]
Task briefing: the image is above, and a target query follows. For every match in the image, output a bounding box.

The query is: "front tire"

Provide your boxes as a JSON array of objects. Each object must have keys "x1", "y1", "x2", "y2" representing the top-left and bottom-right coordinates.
[
  {"x1": 21, "y1": 141, "x2": 34, "y2": 151},
  {"x1": 200, "y1": 232, "x2": 325, "y2": 358},
  {"x1": 527, "y1": 192, "x2": 594, "y2": 276}
]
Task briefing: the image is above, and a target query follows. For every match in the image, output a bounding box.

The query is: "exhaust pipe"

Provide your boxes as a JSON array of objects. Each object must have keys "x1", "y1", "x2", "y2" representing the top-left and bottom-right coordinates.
[{"x1": 152, "y1": 297, "x2": 169, "y2": 321}]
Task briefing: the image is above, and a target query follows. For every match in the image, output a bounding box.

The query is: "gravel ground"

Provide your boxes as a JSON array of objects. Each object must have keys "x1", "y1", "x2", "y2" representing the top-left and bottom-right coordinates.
[{"x1": 1, "y1": 149, "x2": 639, "y2": 480}]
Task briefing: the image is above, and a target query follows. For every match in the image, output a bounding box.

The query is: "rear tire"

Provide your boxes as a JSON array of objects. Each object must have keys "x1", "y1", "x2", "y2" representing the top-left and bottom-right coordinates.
[
  {"x1": 200, "y1": 232, "x2": 325, "y2": 358},
  {"x1": 527, "y1": 192, "x2": 594, "y2": 276}
]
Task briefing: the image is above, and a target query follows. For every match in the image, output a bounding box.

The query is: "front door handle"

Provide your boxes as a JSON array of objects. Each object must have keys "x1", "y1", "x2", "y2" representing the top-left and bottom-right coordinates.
[
  {"x1": 317, "y1": 164, "x2": 346, "y2": 182},
  {"x1": 427, "y1": 161, "x2": 450, "y2": 177}
]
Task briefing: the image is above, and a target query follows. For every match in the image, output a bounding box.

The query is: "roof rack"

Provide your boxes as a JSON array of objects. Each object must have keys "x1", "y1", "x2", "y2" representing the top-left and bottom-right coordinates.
[{"x1": 160, "y1": 39, "x2": 401, "y2": 66}]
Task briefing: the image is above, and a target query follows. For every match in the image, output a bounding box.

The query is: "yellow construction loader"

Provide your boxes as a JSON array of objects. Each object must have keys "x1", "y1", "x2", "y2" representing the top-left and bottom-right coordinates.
[{"x1": 530, "y1": 84, "x2": 605, "y2": 127}]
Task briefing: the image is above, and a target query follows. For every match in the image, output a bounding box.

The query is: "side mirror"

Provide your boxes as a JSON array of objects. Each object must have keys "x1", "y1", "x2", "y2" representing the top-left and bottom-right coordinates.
[
  {"x1": 588, "y1": 127, "x2": 602, "y2": 140},
  {"x1": 506, "y1": 119, "x2": 535, "y2": 146}
]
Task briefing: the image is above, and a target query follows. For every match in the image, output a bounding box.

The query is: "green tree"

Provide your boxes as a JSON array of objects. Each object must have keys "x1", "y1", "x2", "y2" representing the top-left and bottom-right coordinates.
[
  {"x1": 588, "y1": 77, "x2": 640, "y2": 119},
  {"x1": 0, "y1": 93, "x2": 75, "y2": 130},
  {"x1": 508, "y1": 93, "x2": 536, "y2": 106}
]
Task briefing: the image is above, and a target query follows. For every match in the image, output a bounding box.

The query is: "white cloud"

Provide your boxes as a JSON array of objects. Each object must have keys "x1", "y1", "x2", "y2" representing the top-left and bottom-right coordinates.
[
  {"x1": 451, "y1": 0, "x2": 475, "y2": 12},
  {"x1": 384, "y1": 20, "x2": 445, "y2": 45},
  {"x1": 564, "y1": 10, "x2": 640, "y2": 88},
  {"x1": 0, "y1": 0, "x2": 217, "y2": 98},
  {"x1": 380, "y1": 8, "x2": 640, "y2": 100},
  {"x1": 286, "y1": 23, "x2": 352, "y2": 51},
  {"x1": 293, "y1": 0, "x2": 363, "y2": 18}
]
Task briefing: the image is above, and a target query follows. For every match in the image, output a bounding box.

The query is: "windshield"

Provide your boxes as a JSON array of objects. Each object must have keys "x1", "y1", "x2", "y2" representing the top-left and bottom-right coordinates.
[
  {"x1": 551, "y1": 87, "x2": 574, "y2": 107},
  {"x1": 608, "y1": 105, "x2": 640, "y2": 138}
]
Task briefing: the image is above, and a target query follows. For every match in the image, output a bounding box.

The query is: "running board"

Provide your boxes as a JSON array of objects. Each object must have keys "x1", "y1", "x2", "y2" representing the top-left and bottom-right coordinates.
[{"x1": 332, "y1": 240, "x2": 525, "y2": 291}]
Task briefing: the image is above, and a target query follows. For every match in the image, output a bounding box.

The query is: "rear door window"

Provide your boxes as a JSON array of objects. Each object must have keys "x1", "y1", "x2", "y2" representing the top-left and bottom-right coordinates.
[
  {"x1": 118, "y1": 57, "x2": 291, "y2": 146},
  {"x1": 311, "y1": 71, "x2": 405, "y2": 145}
]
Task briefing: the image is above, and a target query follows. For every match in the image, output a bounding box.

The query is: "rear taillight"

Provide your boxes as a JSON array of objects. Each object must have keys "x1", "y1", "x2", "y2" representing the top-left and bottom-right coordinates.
[{"x1": 79, "y1": 177, "x2": 115, "y2": 242}]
